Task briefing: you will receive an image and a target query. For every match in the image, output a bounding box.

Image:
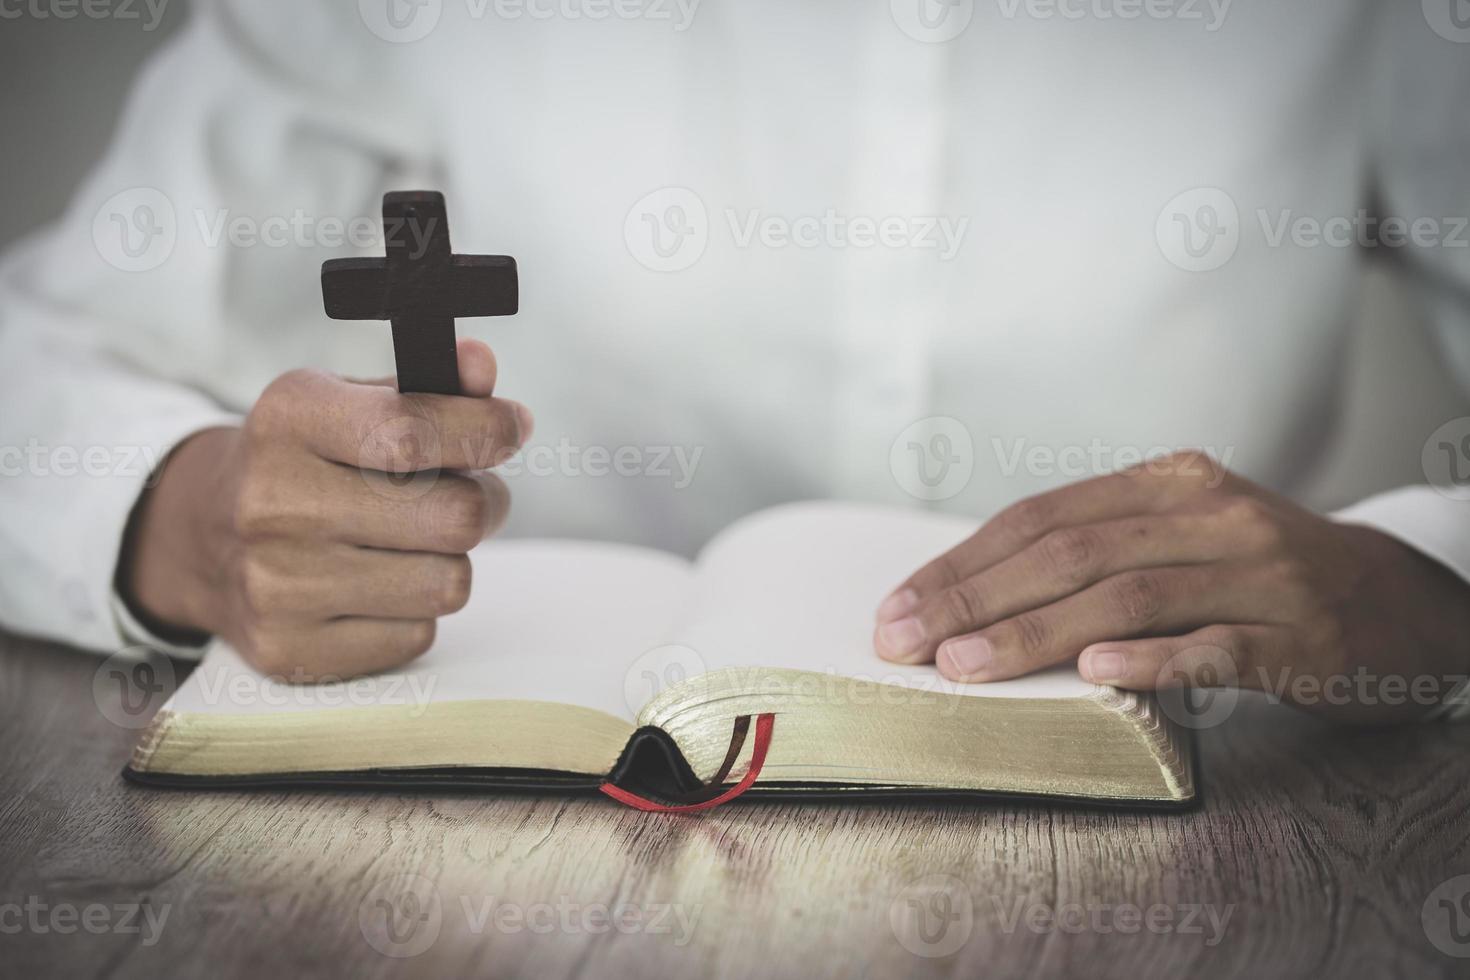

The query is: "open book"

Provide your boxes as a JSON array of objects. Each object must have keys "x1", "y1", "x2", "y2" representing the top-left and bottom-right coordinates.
[{"x1": 125, "y1": 502, "x2": 1195, "y2": 807}]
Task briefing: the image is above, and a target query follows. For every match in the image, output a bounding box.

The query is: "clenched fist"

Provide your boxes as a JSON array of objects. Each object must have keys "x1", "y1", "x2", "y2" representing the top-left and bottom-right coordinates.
[
  {"x1": 875, "y1": 452, "x2": 1470, "y2": 724},
  {"x1": 118, "y1": 339, "x2": 530, "y2": 679}
]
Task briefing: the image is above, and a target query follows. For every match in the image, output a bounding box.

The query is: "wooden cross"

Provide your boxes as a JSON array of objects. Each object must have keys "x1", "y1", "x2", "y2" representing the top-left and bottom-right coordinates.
[{"x1": 321, "y1": 190, "x2": 518, "y2": 395}]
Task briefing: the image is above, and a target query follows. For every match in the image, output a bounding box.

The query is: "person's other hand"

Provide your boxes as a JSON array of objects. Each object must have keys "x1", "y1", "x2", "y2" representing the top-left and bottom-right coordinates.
[
  {"x1": 874, "y1": 452, "x2": 1470, "y2": 723},
  {"x1": 118, "y1": 338, "x2": 531, "y2": 679}
]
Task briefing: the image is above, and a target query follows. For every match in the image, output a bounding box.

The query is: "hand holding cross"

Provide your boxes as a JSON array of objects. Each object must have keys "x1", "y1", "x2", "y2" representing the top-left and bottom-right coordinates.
[{"x1": 321, "y1": 190, "x2": 518, "y2": 395}]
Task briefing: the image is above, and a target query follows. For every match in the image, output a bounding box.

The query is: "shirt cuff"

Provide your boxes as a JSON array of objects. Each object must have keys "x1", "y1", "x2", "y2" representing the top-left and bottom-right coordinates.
[
  {"x1": 54, "y1": 412, "x2": 241, "y2": 654},
  {"x1": 1333, "y1": 486, "x2": 1470, "y2": 722},
  {"x1": 110, "y1": 586, "x2": 214, "y2": 660}
]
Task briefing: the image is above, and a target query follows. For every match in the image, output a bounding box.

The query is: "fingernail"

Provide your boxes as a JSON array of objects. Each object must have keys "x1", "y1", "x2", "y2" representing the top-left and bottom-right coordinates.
[
  {"x1": 877, "y1": 617, "x2": 925, "y2": 659},
  {"x1": 876, "y1": 588, "x2": 919, "y2": 624},
  {"x1": 513, "y1": 403, "x2": 535, "y2": 442},
  {"x1": 940, "y1": 636, "x2": 993, "y2": 678},
  {"x1": 1083, "y1": 650, "x2": 1126, "y2": 682}
]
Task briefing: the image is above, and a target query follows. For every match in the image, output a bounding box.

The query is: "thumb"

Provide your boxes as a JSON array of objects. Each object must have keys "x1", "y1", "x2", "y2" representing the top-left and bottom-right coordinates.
[
  {"x1": 351, "y1": 337, "x2": 499, "y2": 396},
  {"x1": 455, "y1": 337, "x2": 497, "y2": 397}
]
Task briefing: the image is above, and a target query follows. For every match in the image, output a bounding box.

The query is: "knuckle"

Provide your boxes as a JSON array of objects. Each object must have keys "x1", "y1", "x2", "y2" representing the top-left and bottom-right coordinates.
[
  {"x1": 909, "y1": 544, "x2": 971, "y2": 594},
  {"x1": 1107, "y1": 572, "x2": 1166, "y2": 629},
  {"x1": 432, "y1": 556, "x2": 474, "y2": 615},
  {"x1": 1185, "y1": 627, "x2": 1248, "y2": 685},
  {"x1": 250, "y1": 370, "x2": 317, "y2": 439},
  {"x1": 361, "y1": 409, "x2": 439, "y2": 474},
  {"x1": 923, "y1": 551, "x2": 964, "y2": 592},
  {"x1": 1004, "y1": 612, "x2": 1053, "y2": 659},
  {"x1": 244, "y1": 632, "x2": 297, "y2": 677},
  {"x1": 1193, "y1": 625, "x2": 1243, "y2": 664},
  {"x1": 428, "y1": 482, "x2": 490, "y2": 551},
  {"x1": 231, "y1": 473, "x2": 282, "y2": 540},
  {"x1": 478, "y1": 401, "x2": 524, "y2": 464},
  {"x1": 1266, "y1": 557, "x2": 1314, "y2": 605},
  {"x1": 1222, "y1": 496, "x2": 1282, "y2": 546},
  {"x1": 1038, "y1": 527, "x2": 1100, "y2": 583},
  {"x1": 403, "y1": 620, "x2": 437, "y2": 660},
  {"x1": 938, "y1": 583, "x2": 985, "y2": 630},
  {"x1": 238, "y1": 556, "x2": 274, "y2": 617},
  {"x1": 1168, "y1": 449, "x2": 1224, "y2": 489},
  {"x1": 480, "y1": 474, "x2": 511, "y2": 535},
  {"x1": 998, "y1": 496, "x2": 1054, "y2": 542}
]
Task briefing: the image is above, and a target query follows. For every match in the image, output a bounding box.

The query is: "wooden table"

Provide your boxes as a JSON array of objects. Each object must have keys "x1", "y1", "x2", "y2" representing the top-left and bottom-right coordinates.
[{"x1": 3, "y1": 629, "x2": 1469, "y2": 979}]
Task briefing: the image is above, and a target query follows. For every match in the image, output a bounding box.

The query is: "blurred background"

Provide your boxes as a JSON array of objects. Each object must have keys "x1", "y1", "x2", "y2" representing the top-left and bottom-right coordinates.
[{"x1": 0, "y1": 0, "x2": 1464, "y2": 514}]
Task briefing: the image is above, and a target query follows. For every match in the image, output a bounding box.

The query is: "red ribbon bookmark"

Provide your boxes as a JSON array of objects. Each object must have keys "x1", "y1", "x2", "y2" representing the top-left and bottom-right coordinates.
[{"x1": 599, "y1": 714, "x2": 775, "y2": 813}]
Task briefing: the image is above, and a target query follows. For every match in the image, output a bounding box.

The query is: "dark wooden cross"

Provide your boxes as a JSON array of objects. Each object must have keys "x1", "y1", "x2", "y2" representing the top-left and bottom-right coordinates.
[{"x1": 321, "y1": 190, "x2": 518, "y2": 395}]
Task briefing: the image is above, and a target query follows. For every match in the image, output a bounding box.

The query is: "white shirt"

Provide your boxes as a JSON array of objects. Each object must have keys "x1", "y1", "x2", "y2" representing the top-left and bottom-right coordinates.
[{"x1": 0, "y1": 0, "x2": 1467, "y2": 656}]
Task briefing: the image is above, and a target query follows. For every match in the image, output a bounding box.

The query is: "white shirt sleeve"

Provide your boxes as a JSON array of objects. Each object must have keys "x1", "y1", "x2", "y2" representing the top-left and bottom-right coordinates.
[
  {"x1": 0, "y1": 0, "x2": 424, "y2": 652},
  {"x1": 1352, "y1": 16, "x2": 1470, "y2": 563},
  {"x1": 1334, "y1": 10, "x2": 1470, "y2": 720}
]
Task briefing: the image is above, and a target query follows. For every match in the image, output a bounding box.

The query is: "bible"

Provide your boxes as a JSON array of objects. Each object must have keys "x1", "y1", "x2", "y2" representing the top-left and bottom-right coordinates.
[{"x1": 124, "y1": 502, "x2": 1195, "y2": 808}]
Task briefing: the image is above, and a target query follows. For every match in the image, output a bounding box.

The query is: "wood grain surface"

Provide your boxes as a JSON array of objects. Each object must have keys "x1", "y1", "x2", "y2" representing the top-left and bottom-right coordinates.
[{"x1": 3, "y1": 629, "x2": 1469, "y2": 979}]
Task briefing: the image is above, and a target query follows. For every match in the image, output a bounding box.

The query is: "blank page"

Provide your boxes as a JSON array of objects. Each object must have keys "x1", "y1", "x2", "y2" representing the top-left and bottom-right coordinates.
[{"x1": 671, "y1": 501, "x2": 1100, "y2": 700}]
